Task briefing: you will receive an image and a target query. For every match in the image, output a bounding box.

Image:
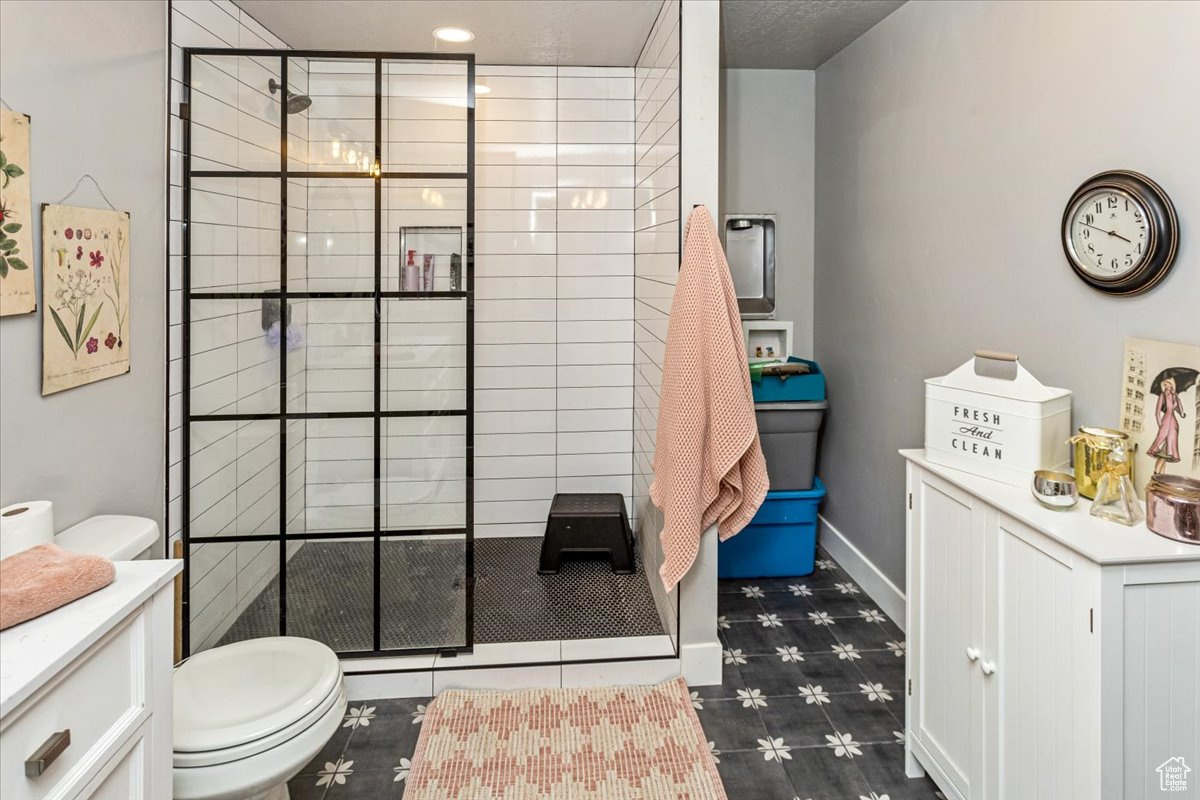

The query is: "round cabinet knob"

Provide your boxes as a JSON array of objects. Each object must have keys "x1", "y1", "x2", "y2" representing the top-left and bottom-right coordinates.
[
  {"x1": 965, "y1": 647, "x2": 980, "y2": 662},
  {"x1": 980, "y1": 660, "x2": 997, "y2": 676}
]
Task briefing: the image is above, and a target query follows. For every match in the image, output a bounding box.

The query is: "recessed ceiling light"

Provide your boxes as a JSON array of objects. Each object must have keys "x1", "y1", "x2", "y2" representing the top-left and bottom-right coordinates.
[{"x1": 434, "y1": 27, "x2": 474, "y2": 43}]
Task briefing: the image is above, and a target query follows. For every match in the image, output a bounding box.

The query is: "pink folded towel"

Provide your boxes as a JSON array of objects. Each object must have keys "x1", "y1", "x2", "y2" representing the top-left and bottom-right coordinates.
[
  {"x1": 650, "y1": 206, "x2": 769, "y2": 591},
  {"x1": 0, "y1": 543, "x2": 115, "y2": 630}
]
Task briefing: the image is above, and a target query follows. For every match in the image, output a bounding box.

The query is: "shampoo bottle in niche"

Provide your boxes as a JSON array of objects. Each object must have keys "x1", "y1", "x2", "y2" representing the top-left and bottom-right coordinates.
[
  {"x1": 403, "y1": 249, "x2": 420, "y2": 292},
  {"x1": 423, "y1": 253, "x2": 435, "y2": 291}
]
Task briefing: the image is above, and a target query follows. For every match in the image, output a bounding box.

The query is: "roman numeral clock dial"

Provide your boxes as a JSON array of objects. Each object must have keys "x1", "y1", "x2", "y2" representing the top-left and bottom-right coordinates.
[{"x1": 1062, "y1": 171, "x2": 1179, "y2": 296}]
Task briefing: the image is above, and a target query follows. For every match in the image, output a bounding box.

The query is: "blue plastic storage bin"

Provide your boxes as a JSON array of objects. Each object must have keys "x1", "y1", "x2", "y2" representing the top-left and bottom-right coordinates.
[
  {"x1": 718, "y1": 479, "x2": 826, "y2": 579},
  {"x1": 751, "y1": 357, "x2": 825, "y2": 403}
]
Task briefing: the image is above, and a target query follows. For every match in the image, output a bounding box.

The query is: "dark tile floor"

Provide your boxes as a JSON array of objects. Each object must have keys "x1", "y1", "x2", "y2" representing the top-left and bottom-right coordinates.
[
  {"x1": 704, "y1": 552, "x2": 943, "y2": 800},
  {"x1": 287, "y1": 550, "x2": 944, "y2": 799},
  {"x1": 218, "y1": 537, "x2": 663, "y2": 652}
]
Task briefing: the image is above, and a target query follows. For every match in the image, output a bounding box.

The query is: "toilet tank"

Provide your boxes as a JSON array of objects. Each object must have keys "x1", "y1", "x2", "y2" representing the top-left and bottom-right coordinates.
[{"x1": 55, "y1": 515, "x2": 159, "y2": 560}]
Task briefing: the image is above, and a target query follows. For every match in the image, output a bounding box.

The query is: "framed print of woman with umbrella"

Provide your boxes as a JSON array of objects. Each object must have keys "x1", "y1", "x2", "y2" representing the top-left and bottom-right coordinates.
[
  {"x1": 1119, "y1": 338, "x2": 1200, "y2": 497},
  {"x1": 1148, "y1": 367, "x2": 1198, "y2": 474}
]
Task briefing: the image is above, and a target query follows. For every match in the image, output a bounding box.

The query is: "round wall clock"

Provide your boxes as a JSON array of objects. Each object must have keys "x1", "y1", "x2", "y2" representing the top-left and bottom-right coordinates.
[{"x1": 1061, "y1": 170, "x2": 1179, "y2": 296}]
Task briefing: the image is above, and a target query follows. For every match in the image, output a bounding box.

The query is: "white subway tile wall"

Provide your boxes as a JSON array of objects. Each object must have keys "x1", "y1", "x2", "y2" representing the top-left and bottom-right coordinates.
[
  {"x1": 169, "y1": 0, "x2": 308, "y2": 651},
  {"x1": 473, "y1": 64, "x2": 636, "y2": 539},
  {"x1": 300, "y1": 59, "x2": 471, "y2": 533},
  {"x1": 633, "y1": 0, "x2": 681, "y2": 633}
]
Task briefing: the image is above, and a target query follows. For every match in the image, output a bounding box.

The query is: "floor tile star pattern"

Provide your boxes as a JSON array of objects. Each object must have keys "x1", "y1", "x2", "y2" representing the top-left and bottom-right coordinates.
[{"x1": 287, "y1": 549, "x2": 945, "y2": 799}]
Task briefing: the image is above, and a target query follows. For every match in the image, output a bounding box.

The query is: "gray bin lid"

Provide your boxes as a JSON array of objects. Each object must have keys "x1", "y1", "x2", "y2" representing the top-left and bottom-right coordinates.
[{"x1": 754, "y1": 400, "x2": 828, "y2": 411}]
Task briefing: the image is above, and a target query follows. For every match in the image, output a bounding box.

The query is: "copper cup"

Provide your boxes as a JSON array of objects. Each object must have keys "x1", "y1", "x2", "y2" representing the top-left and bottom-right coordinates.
[{"x1": 1146, "y1": 475, "x2": 1200, "y2": 545}]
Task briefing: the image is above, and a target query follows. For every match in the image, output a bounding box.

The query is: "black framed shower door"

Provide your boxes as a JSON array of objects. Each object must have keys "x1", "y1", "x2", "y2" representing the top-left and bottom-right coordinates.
[{"x1": 180, "y1": 48, "x2": 475, "y2": 659}]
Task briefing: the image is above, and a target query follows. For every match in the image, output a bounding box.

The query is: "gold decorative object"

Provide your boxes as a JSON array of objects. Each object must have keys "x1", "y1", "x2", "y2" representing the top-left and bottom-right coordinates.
[
  {"x1": 1070, "y1": 427, "x2": 1133, "y2": 500},
  {"x1": 1089, "y1": 440, "x2": 1144, "y2": 527}
]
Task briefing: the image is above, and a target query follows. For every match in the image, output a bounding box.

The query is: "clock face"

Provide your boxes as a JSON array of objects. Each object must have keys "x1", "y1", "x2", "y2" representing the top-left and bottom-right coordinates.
[{"x1": 1066, "y1": 187, "x2": 1150, "y2": 281}]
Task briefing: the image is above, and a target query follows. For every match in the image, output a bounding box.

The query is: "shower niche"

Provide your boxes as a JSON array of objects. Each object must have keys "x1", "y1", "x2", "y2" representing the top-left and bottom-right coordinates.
[
  {"x1": 181, "y1": 50, "x2": 476, "y2": 658},
  {"x1": 399, "y1": 227, "x2": 464, "y2": 293}
]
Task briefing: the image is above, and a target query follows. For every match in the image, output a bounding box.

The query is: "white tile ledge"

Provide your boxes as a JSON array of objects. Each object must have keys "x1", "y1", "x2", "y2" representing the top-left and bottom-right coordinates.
[
  {"x1": 433, "y1": 639, "x2": 560, "y2": 669},
  {"x1": 345, "y1": 658, "x2": 684, "y2": 697},
  {"x1": 560, "y1": 634, "x2": 674, "y2": 662}
]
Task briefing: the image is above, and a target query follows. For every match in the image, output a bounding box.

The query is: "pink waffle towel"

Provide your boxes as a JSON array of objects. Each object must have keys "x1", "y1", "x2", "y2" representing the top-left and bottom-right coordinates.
[
  {"x1": 651, "y1": 205, "x2": 769, "y2": 591},
  {"x1": 0, "y1": 543, "x2": 115, "y2": 630}
]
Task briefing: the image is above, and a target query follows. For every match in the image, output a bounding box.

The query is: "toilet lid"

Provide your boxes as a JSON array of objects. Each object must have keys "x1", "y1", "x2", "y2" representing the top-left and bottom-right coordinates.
[{"x1": 174, "y1": 636, "x2": 341, "y2": 753}]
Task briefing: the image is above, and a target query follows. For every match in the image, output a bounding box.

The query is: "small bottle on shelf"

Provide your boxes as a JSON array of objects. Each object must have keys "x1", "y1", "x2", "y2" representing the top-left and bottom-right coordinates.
[
  {"x1": 423, "y1": 253, "x2": 435, "y2": 291},
  {"x1": 403, "y1": 249, "x2": 420, "y2": 292}
]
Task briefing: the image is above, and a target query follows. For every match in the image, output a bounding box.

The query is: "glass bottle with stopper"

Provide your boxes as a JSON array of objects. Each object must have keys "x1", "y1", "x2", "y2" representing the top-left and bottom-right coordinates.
[{"x1": 1089, "y1": 439, "x2": 1144, "y2": 526}]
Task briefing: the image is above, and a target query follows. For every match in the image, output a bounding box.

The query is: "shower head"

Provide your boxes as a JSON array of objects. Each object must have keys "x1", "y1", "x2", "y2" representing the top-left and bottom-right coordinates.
[{"x1": 268, "y1": 78, "x2": 312, "y2": 114}]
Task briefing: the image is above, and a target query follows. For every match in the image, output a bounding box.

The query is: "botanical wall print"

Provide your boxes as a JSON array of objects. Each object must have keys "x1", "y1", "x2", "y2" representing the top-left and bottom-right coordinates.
[
  {"x1": 41, "y1": 203, "x2": 131, "y2": 395},
  {"x1": 1118, "y1": 337, "x2": 1200, "y2": 498},
  {"x1": 0, "y1": 109, "x2": 35, "y2": 316}
]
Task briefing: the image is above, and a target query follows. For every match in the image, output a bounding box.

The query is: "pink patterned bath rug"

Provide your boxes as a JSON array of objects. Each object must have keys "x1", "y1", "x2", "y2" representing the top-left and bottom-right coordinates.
[{"x1": 404, "y1": 676, "x2": 727, "y2": 799}]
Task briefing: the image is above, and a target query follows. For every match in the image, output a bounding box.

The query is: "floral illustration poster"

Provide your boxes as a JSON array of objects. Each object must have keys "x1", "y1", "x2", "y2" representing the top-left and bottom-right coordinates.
[
  {"x1": 41, "y1": 204, "x2": 131, "y2": 395},
  {"x1": 1118, "y1": 337, "x2": 1200, "y2": 498},
  {"x1": 0, "y1": 109, "x2": 35, "y2": 316}
]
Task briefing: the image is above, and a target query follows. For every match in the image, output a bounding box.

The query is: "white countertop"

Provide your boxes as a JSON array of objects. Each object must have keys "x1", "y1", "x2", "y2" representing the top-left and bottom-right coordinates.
[
  {"x1": 901, "y1": 449, "x2": 1200, "y2": 566},
  {"x1": 0, "y1": 559, "x2": 181, "y2": 718}
]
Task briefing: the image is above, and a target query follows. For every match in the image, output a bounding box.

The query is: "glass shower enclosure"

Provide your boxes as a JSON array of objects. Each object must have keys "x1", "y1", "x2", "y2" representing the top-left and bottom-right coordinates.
[{"x1": 181, "y1": 49, "x2": 475, "y2": 659}]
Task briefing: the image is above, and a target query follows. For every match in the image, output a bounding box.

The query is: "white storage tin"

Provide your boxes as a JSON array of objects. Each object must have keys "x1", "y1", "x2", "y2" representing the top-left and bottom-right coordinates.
[{"x1": 924, "y1": 351, "x2": 1072, "y2": 487}]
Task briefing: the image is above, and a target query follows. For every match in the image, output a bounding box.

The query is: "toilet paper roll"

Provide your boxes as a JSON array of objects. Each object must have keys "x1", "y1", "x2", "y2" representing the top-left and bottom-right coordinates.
[{"x1": 1, "y1": 501, "x2": 55, "y2": 560}]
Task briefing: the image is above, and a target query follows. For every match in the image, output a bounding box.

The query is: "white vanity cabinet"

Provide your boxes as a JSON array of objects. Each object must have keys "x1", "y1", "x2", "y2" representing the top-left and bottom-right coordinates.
[
  {"x1": 902, "y1": 450, "x2": 1200, "y2": 800},
  {"x1": 0, "y1": 560, "x2": 180, "y2": 800}
]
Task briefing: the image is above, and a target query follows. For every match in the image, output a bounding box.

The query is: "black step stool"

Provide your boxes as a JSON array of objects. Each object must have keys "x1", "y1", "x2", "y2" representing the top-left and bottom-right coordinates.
[{"x1": 539, "y1": 493, "x2": 635, "y2": 575}]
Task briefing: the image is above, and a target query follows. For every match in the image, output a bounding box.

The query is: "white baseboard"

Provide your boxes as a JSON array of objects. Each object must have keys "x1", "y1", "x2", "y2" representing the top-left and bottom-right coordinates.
[
  {"x1": 817, "y1": 514, "x2": 906, "y2": 633},
  {"x1": 346, "y1": 669, "x2": 434, "y2": 700}
]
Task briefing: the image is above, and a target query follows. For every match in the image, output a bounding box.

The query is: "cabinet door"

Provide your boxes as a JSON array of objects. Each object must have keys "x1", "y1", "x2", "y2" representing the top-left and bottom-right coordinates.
[
  {"x1": 88, "y1": 735, "x2": 149, "y2": 800},
  {"x1": 1113, "y1": 565, "x2": 1200, "y2": 800},
  {"x1": 986, "y1": 514, "x2": 1097, "y2": 800},
  {"x1": 909, "y1": 468, "x2": 985, "y2": 800}
]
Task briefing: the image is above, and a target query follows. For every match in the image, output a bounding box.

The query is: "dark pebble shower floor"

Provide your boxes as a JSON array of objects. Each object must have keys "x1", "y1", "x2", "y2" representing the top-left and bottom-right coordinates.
[{"x1": 216, "y1": 537, "x2": 666, "y2": 652}]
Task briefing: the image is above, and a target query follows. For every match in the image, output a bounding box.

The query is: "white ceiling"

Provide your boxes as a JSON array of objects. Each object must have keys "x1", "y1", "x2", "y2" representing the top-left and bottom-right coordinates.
[
  {"x1": 232, "y1": 0, "x2": 665, "y2": 66},
  {"x1": 234, "y1": 1, "x2": 904, "y2": 69},
  {"x1": 722, "y1": 0, "x2": 906, "y2": 69}
]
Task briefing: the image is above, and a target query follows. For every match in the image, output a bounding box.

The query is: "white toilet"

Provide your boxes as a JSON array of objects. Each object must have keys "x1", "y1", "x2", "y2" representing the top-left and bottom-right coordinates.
[
  {"x1": 57, "y1": 516, "x2": 348, "y2": 800},
  {"x1": 173, "y1": 637, "x2": 347, "y2": 800}
]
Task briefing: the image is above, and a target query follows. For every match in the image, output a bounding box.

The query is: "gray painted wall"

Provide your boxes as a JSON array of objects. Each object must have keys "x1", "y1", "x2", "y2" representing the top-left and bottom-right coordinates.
[
  {"x1": 720, "y1": 68, "x2": 815, "y2": 356},
  {"x1": 814, "y1": 0, "x2": 1200, "y2": 589},
  {"x1": 0, "y1": 1, "x2": 167, "y2": 535}
]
